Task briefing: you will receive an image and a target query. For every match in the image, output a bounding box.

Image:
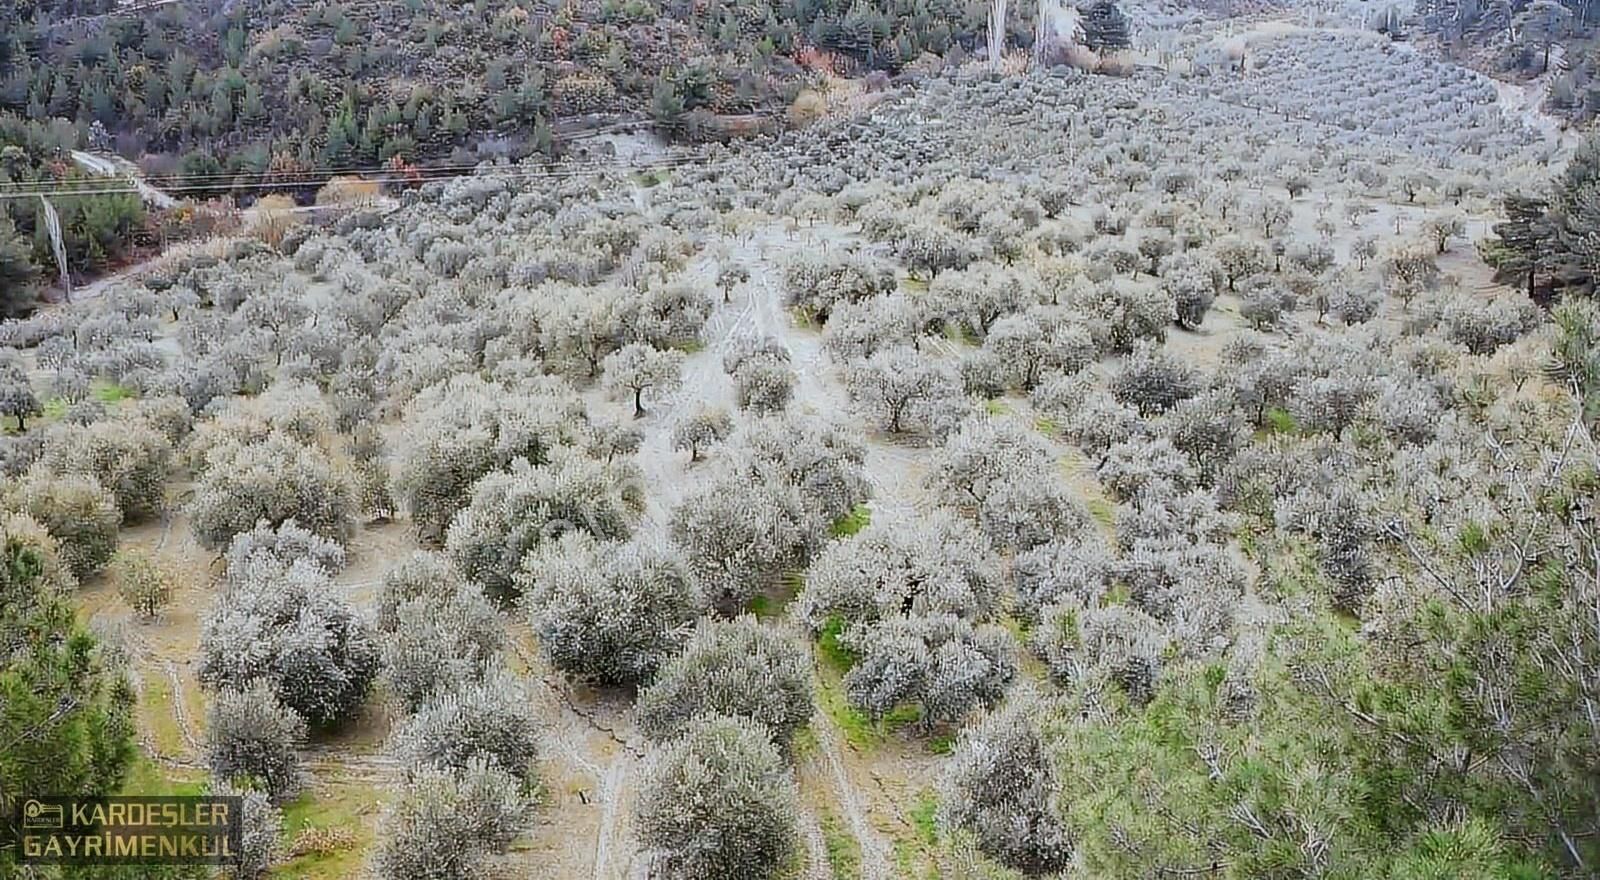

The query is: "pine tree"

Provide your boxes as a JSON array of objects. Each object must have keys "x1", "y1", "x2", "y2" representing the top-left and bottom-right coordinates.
[
  {"x1": 1551, "y1": 133, "x2": 1600, "y2": 289},
  {"x1": 1482, "y1": 194, "x2": 1555, "y2": 297},
  {"x1": 0, "y1": 216, "x2": 37, "y2": 318}
]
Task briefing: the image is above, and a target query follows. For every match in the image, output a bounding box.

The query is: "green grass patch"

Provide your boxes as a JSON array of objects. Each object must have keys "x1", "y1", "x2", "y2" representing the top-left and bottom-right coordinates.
[
  {"x1": 791, "y1": 306, "x2": 819, "y2": 329},
  {"x1": 1263, "y1": 406, "x2": 1298, "y2": 435},
  {"x1": 817, "y1": 805, "x2": 863, "y2": 880},
  {"x1": 792, "y1": 727, "x2": 820, "y2": 760},
  {"x1": 1086, "y1": 497, "x2": 1116, "y2": 528},
  {"x1": 815, "y1": 615, "x2": 922, "y2": 748},
  {"x1": 999, "y1": 615, "x2": 1052, "y2": 682},
  {"x1": 120, "y1": 753, "x2": 205, "y2": 797},
  {"x1": 750, "y1": 571, "x2": 804, "y2": 619},
  {"x1": 927, "y1": 732, "x2": 957, "y2": 755},
  {"x1": 275, "y1": 785, "x2": 383, "y2": 880},
  {"x1": 748, "y1": 593, "x2": 776, "y2": 618},
  {"x1": 1034, "y1": 414, "x2": 1059, "y2": 434},
  {"x1": 817, "y1": 615, "x2": 857, "y2": 673},
  {"x1": 900, "y1": 277, "x2": 930, "y2": 294},
  {"x1": 138, "y1": 673, "x2": 190, "y2": 759},
  {"x1": 817, "y1": 673, "x2": 883, "y2": 750},
  {"x1": 830, "y1": 504, "x2": 872, "y2": 538},
  {"x1": 888, "y1": 789, "x2": 941, "y2": 878},
  {"x1": 92, "y1": 380, "x2": 136, "y2": 404},
  {"x1": 1457, "y1": 521, "x2": 1489, "y2": 555},
  {"x1": 1101, "y1": 581, "x2": 1131, "y2": 608},
  {"x1": 909, "y1": 791, "x2": 939, "y2": 846},
  {"x1": 634, "y1": 169, "x2": 669, "y2": 187},
  {"x1": 984, "y1": 398, "x2": 1010, "y2": 415}
]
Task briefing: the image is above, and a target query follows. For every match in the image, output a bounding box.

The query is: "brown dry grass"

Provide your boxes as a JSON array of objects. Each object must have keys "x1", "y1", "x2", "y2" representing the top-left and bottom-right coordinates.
[
  {"x1": 251, "y1": 194, "x2": 301, "y2": 248},
  {"x1": 315, "y1": 176, "x2": 381, "y2": 207}
]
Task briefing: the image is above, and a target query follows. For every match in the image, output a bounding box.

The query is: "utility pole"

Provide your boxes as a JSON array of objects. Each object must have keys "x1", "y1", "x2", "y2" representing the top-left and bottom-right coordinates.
[{"x1": 38, "y1": 195, "x2": 71, "y2": 304}]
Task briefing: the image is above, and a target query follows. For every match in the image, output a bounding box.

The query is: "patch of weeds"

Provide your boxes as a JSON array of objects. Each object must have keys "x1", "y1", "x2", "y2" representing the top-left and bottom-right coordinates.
[
  {"x1": 1457, "y1": 521, "x2": 1489, "y2": 555},
  {"x1": 1033, "y1": 415, "x2": 1059, "y2": 435},
  {"x1": 927, "y1": 732, "x2": 957, "y2": 755},
  {"x1": 1085, "y1": 497, "x2": 1116, "y2": 529},
  {"x1": 817, "y1": 805, "x2": 862, "y2": 880},
  {"x1": 791, "y1": 306, "x2": 819, "y2": 329},
  {"x1": 817, "y1": 615, "x2": 856, "y2": 673},
  {"x1": 883, "y1": 703, "x2": 922, "y2": 729},
  {"x1": 792, "y1": 726, "x2": 820, "y2": 759},
  {"x1": 830, "y1": 504, "x2": 871, "y2": 538},
  {"x1": 910, "y1": 791, "x2": 939, "y2": 845},
  {"x1": 92, "y1": 380, "x2": 136, "y2": 403},
  {"x1": 1263, "y1": 406, "x2": 1298, "y2": 435},
  {"x1": 749, "y1": 572, "x2": 803, "y2": 619},
  {"x1": 984, "y1": 398, "x2": 1010, "y2": 416},
  {"x1": 817, "y1": 673, "x2": 882, "y2": 750},
  {"x1": 275, "y1": 784, "x2": 383, "y2": 880}
]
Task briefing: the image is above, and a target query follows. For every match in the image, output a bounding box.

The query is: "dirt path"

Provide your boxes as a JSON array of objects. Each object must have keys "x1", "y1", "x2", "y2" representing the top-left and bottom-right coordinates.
[
  {"x1": 591, "y1": 753, "x2": 632, "y2": 880},
  {"x1": 807, "y1": 685, "x2": 895, "y2": 880}
]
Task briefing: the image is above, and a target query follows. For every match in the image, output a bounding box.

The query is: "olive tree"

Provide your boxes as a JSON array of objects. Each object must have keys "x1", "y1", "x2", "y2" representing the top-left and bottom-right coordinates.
[
  {"x1": 5, "y1": 469, "x2": 121, "y2": 579},
  {"x1": 841, "y1": 613, "x2": 1017, "y2": 727},
  {"x1": 603, "y1": 342, "x2": 685, "y2": 417},
  {"x1": 669, "y1": 473, "x2": 816, "y2": 612},
  {"x1": 224, "y1": 519, "x2": 347, "y2": 581},
  {"x1": 0, "y1": 351, "x2": 40, "y2": 431},
  {"x1": 939, "y1": 699, "x2": 1073, "y2": 875},
  {"x1": 635, "y1": 617, "x2": 813, "y2": 748},
  {"x1": 781, "y1": 249, "x2": 895, "y2": 321},
  {"x1": 381, "y1": 582, "x2": 505, "y2": 711},
  {"x1": 392, "y1": 374, "x2": 591, "y2": 544},
  {"x1": 371, "y1": 760, "x2": 531, "y2": 880},
  {"x1": 112, "y1": 551, "x2": 174, "y2": 620},
  {"x1": 38, "y1": 419, "x2": 173, "y2": 521},
  {"x1": 844, "y1": 346, "x2": 963, "y2": 435},
  {"x1": 198, "y1": 556, "x2": 380, "y2": 727},
  {"x1": 212, "y1": 782, "x2": 283, "y2": 879},
  {"x1": 1109, "y1": 344, "x2": 1200, "y2": 416},
  {"x1": 188, "y1": 434, "x2": 352, "y2": 551},
  {"x1": 444, "y1": 454, "x2": 632, "y2": 602},
  {"x1": 672, "y1": 409, "x2": 733, "y2": 461},
  {"x1": 1012, "y1": 536, "x2": 1118, "y2": 620},
  {"x1": 204, "y1": 681, "x2": 307, "y2": 800},
  {"x1": 635, "y1": 716, "x2": 801, "y2": 880},
  {"x1": 387, "y1": 669, "x2": 540, "y2": 788},
  {"x1": 797, "y1": 511, "x2": 1002, "y2": 630},
  {"x1": 520, "y1": 533, "x2": 700, "y2": 686}
]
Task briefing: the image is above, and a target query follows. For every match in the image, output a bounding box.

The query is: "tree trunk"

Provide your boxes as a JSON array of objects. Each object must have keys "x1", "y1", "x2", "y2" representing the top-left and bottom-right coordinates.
[{"x1": 633, "y1": 387, "x2": 644, "y2": 418}]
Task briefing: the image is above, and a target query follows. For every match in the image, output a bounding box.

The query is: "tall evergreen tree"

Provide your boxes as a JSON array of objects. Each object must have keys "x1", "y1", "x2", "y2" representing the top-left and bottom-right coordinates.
[
  {"x1": 1483, "y1": 194, "x2": 1556, "y2": 297},
  {"x1": 0, "y1": 215, "x2": 37, "y2": 318},
  {"x1": 0, "y1": 516, "x2": 137, "y2": 827}
]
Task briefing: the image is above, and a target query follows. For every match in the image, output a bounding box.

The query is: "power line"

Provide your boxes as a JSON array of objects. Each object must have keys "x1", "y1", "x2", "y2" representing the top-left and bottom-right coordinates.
[{"x1": 0, "y1": 155, "x2": 717, "y2": 200}]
